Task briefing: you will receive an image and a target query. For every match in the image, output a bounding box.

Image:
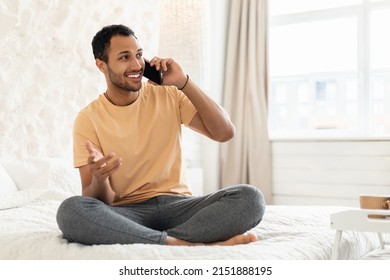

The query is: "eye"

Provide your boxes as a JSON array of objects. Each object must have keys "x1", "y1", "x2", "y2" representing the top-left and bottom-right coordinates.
[
  {"x1": 119, "y1": 55, "x2": 129, "y2": 60},
  {"x1": 136, "y1": 52, "x2": 143, "y2": 59}
]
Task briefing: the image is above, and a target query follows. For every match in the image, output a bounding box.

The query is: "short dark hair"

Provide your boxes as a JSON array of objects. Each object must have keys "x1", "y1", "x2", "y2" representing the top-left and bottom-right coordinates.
[{"x1": 91, "y1": 24, "x2": 136, "y2": 63}]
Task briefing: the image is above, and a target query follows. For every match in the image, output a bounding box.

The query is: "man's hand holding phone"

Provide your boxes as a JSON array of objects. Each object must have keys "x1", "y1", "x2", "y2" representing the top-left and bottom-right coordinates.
[
  {"x1": 146, "y1": 57, "x2": 187, "y2": 90},
  {"x1": 143, "y1": 59, "x2": 163, "y2": 85}
]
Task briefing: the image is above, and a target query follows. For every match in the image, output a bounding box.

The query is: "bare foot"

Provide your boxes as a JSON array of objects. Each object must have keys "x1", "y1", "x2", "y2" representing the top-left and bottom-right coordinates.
[
  {"x1": 210, "y1": 233, "x2": 258, "y2": 246},
  {"x1": 165, "y1": 233, "x2": 257, "y2": 246},
  {"x1": 165, "y1": 236, "x2": 204, "y2": 246}
]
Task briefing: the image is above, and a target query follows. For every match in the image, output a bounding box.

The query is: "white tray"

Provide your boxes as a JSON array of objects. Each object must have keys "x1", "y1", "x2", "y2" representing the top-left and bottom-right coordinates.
[{"x1": 330, "y1": 209, "x2": 390, "y2": 259}]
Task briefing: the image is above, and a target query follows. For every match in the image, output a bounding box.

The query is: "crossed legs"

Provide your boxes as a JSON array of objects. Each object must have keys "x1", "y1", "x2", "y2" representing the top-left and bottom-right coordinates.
[{"x1": 56, "y1": 184, "x2": 266, "y2": 246}]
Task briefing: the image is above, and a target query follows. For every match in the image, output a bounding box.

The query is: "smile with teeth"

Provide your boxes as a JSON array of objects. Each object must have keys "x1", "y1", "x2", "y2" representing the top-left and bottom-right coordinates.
[{"x1": 126, "y1": 73, "x2": 141, "y2": 78}]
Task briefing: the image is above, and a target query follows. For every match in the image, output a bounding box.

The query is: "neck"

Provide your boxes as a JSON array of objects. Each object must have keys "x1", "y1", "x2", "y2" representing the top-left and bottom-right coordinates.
[{"x1": 104, "y1": 90, "x2": 139, "y2": 106}]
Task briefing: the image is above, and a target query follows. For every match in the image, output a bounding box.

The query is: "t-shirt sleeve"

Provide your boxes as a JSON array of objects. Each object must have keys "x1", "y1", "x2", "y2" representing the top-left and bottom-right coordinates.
[
  {"x1": 73, "y1": 111, "x2": 102, "y2": 168},
  {"x1": 177, "y1": 90, "x2": 197, "y2": 126}
]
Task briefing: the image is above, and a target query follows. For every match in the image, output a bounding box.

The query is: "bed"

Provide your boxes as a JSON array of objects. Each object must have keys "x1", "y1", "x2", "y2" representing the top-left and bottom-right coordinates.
[{"x1": 0, "y1": 157, "x2": 387, "y2": 260}]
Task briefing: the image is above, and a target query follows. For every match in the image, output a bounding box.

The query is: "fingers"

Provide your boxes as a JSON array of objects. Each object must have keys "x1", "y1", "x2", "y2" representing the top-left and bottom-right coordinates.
[
  {"x1": 89, "y1": 153, "x2": 122, "y2": 180},
  {"x1": 85, "y1": 141, "x2": 101, "y2": 164},
  {"x1": 96, "y1": 158, "x2": 122, "y2": 178},
  {"x1": 150, "y1": 57, "x2": 169, "y2": 72},
  {"x1": 90, "y1": 152, "x2": 112, "y2": 166},
  {"x1": 85, "y1": 140, "x2": 94, "y2": 153},
  {"x1": 84, "y1": 141, "x2": 122, "y2": 180},
  {"x1": 149, "y1": 57, "x2": 185, "y2": 88}
]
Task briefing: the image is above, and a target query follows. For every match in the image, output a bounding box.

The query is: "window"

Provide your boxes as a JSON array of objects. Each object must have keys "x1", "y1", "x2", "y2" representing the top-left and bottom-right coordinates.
[{"x1": 268, "y1": 0, "x2": 390, "y2": 138}]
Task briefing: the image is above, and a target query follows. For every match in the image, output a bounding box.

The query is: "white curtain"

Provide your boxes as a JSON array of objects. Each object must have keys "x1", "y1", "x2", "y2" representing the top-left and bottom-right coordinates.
[
  {"x1": 220, "y1": 0, "x2": 272, "y2": 203},
  {"x1": 158, "y1": 0, "x2": 209, "y2": 170}
]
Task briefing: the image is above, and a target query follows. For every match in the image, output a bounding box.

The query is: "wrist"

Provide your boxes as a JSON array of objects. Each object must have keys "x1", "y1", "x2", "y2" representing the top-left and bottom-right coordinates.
[
  {"x1": 177, "y1": 74, "x2": 189, "y2": 91},
  {"x1": 92, "y1": 175, "x2": 110, "y2": 185}
]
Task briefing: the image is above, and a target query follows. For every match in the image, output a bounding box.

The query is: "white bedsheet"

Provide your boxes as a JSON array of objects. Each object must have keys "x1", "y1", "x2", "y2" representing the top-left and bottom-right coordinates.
[{"x1": 0, "y1": 158, "x2": 385, "y2": 260}]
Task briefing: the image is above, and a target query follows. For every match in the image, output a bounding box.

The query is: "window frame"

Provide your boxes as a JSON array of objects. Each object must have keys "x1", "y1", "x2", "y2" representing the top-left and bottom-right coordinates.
[{"x1": 268, "y1": 0, "x2": 390, "y2": 140}]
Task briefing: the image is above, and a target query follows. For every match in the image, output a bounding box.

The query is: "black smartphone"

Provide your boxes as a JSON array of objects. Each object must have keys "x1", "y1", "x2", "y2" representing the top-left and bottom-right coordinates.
[{"x1": 143, "y1": 60, "x2": 163, "y2": 85}]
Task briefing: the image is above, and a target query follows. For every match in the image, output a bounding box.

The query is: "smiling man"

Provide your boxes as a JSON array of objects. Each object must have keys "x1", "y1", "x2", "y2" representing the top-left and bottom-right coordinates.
[{"x1": 56, "y1": 24, "x2": 266, "y2": 246}]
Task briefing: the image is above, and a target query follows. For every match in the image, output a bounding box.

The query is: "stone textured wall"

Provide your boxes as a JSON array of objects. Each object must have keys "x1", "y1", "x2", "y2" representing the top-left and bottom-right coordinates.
[{"x1": 0, "y1": 0, "x2": 161, "y2": 159}]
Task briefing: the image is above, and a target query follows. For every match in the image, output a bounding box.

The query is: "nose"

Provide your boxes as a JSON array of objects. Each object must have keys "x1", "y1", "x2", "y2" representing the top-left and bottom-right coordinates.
[{"x1": 130, "y1": 58, "x2": 142, "y2": 71}]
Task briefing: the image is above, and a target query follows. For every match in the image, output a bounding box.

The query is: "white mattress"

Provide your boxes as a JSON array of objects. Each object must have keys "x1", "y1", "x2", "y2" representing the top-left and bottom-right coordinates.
[{"x1": 0, "y1": 158, "x2": 385, "y2": 260}]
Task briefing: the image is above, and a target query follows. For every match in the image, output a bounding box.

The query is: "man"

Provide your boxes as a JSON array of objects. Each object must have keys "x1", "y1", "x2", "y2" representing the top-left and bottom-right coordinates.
[{"x1": 56, "y1": 24, "x2": 265, "y2": 246}]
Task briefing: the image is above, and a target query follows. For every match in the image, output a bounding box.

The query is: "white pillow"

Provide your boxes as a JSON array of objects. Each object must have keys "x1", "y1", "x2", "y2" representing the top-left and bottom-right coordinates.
[
  {"x1": 1, "y1": 158, "x2": 51, "y2": 191},
  {"x1": 0, "y1": 163, "x2": 17, "y2": 194}
]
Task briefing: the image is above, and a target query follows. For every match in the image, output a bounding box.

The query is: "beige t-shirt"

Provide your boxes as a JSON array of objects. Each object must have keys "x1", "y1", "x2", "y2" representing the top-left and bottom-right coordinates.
[{"x1": 73, "y1": 83, "x2": 197, "y2": 205}]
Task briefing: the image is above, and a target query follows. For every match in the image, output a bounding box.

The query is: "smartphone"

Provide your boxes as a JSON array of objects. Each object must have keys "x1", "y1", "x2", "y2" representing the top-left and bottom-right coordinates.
[{"x1": 143, "y1": 60, "x2": 163, "y2": 85}]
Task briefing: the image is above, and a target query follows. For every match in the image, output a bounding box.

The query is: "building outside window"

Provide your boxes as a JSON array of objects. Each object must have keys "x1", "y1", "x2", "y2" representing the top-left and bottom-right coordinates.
[{"x1": 268, "y1": 0, "x2": 390, "y2": 139}]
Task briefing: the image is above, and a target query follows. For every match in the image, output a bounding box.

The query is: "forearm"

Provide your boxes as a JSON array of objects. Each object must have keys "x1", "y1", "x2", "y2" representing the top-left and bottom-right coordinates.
[
  {"x1": 181, "y1": 77, "x2": 235, "y2": 142},
  {"x1": 82, "y1": 176, "x2": 115, "y2": 205},
  {"x1": 152, "y1": 57, "x2": 235, "y2": 141},
  {"x1": 78, "y1": 146, "x2": 122, "y2": 205}
]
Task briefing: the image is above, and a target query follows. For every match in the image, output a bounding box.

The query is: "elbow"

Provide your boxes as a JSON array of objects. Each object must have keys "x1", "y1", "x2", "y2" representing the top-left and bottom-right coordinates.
[{"x1": 215, "y1": 124, "x2": 235, "y2": 142}]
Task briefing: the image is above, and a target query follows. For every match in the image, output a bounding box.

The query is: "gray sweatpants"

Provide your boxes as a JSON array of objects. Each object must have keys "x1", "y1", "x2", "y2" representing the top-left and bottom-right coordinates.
[{"x1": 56, "y1": 184, "x2": 266, "y2": 245}]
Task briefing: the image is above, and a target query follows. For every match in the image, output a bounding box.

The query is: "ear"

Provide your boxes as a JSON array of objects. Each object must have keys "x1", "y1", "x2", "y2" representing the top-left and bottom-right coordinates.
[{"x1": 95, "y1": 59, "x2": 106, "y2": 73}]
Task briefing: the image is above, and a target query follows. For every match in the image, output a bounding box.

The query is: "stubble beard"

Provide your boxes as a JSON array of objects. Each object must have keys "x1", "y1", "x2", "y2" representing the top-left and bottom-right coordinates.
[{"x1": 107, "y1": 64, "x2": 142, "y2": 93}]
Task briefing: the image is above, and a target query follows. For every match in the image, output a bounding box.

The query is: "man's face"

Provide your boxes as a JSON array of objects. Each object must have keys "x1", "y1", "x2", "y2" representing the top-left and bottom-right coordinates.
[{"x1": 104, "y1": 35, "x2": 144, "y2": 92}]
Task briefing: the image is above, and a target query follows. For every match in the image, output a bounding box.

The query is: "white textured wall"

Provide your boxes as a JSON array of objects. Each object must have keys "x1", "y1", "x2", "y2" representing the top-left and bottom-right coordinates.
[{"x1": 0, "y1": 0, "x2": 161, "y2": 159}]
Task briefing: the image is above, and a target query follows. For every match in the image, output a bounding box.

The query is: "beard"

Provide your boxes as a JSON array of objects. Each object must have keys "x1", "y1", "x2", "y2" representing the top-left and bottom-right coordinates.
[{"x1": 106, "y1": 63, "x2": 142, "y2": 92}]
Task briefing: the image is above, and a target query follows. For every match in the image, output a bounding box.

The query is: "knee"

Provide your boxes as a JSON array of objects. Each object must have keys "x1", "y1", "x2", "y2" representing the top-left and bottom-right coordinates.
[
  {"x1": 56, "y1": 196, "x2": 100, "y2": 234},
  {"x1": 238, "y1": 185, "x2": 266, "y2": 224},
  {"x1": 56, "y1": 196, "x2": 81, "y2": 229}
]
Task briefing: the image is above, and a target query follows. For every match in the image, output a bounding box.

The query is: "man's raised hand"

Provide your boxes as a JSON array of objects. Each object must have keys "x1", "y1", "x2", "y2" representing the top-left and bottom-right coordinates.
[{"x1": 85, "y1": 141, "x2": 122, "y2": 181}]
